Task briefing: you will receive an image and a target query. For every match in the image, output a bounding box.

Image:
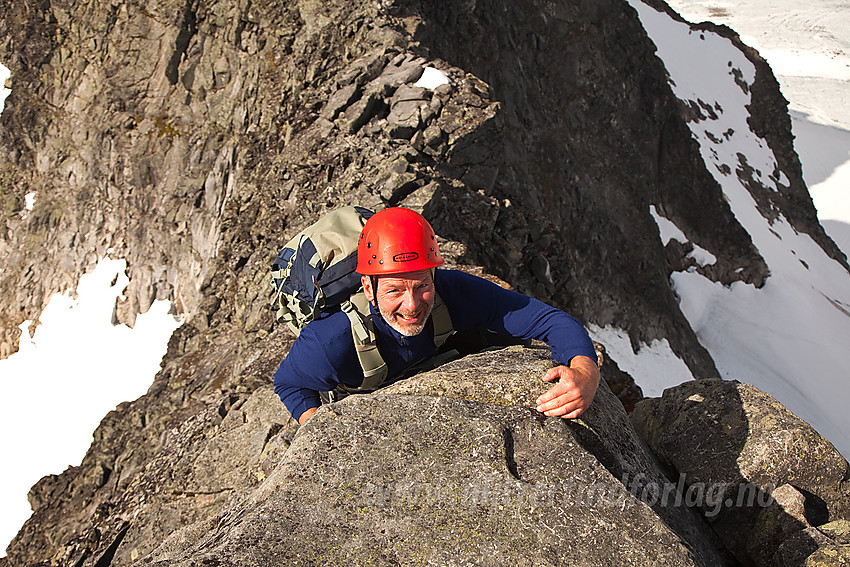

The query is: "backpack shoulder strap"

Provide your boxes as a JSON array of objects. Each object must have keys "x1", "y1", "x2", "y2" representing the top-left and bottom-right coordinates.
[
  {"x1": 341, "y1": 291, "x2": 388, "y2": 391},
  {"x1": 430, "y1": 291, "x2": 454, "y2": 348}
]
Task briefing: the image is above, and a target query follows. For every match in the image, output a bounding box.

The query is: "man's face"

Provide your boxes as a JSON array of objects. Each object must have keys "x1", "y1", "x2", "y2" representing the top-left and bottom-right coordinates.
[{"x1": 363, "y1": 269, "x2": 436, "y2": 337}]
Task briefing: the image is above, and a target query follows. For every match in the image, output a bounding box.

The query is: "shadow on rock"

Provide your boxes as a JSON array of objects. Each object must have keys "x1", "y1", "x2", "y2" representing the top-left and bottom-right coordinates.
[{"x1": 631, "y1": 379, "x2": 850, "y2": 566}]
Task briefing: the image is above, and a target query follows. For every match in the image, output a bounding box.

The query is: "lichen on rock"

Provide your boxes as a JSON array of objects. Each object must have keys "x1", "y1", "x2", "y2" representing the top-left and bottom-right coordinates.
[{"x1": 139, "y1": 346, "x2": 728, "y2": 567}]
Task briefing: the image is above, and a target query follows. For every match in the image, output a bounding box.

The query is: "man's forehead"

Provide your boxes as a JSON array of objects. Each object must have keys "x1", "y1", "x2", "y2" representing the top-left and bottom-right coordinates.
[{"x1": 376, "y1": 269, "x2": 434, "y2": 286}]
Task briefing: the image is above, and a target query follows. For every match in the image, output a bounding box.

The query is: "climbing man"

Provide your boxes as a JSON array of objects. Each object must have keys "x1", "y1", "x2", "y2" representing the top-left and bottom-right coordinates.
[{"x1": 274, "y1": 207, "x2": 601, "y2": 424}]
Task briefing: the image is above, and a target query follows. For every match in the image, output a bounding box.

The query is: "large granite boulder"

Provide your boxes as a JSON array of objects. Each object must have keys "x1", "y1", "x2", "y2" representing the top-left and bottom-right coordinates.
[{"x1": 138, "y1": 346, "x2": 730, "y2": 566}]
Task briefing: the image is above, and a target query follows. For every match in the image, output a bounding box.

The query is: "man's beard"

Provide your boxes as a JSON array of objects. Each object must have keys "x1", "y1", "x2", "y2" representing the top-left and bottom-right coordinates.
[{"x1": 378, "y1": 301, "x2": 434, "y2": 337}]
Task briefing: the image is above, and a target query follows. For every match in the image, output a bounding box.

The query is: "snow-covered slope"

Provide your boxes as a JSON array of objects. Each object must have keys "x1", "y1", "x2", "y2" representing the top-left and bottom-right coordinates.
[
  {"x1": 623, "y1": 0, "x2": 850, "y2": 458},
  {"x1": 0, "y1": 63, "x2": 9, "y2": 111},
  {"x1": 662, "y1": 0, "x2": 850, "y2": 254}
]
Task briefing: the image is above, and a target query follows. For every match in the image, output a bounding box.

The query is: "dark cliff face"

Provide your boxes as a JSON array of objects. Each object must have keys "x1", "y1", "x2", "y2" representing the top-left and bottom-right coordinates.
[
  {"x1": 0, "y1": 0, "x2": 836, "y2": 564},
  {"x1": 399, "y1": 0, "x2": 753, "y2": 375}
]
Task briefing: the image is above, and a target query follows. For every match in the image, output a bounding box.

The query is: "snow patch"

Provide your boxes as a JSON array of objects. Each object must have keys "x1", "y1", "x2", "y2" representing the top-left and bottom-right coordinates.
[
  {"x1": 650, "y1": 205, "x2": 687, "y2": 245},
  {"x1": 25, "y1": 192, "x2": 36, "y2": 211},
  {"x1": 688, "y1": 245, "x2": 718, "y2": 268},
  {"x1": 0, "y1": 257, "x2": 183, "y2": 552},
  {"x1": 587, "y1": 324, "x2": 695, "y2": 398},
  {"x1": 650, "y1": 205, "x2": 717, "y2": 267},
  {"x1": 0, "y1": 62, "x2": 10, "y2": 112},
  {"x1": 414, "y1": 67, "x2": 451, "y2": 90}
]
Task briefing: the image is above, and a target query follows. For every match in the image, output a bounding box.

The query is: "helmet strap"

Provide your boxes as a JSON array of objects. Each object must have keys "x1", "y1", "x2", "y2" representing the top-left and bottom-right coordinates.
[{"x1": 369, "y1": 275, "x2": 380, "y2": 314}]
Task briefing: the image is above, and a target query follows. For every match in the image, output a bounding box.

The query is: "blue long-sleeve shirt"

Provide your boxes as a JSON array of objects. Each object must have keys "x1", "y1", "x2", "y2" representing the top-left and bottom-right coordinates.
[{"x1": 273, "y1": 268, "x2": 596, "y2": 421}]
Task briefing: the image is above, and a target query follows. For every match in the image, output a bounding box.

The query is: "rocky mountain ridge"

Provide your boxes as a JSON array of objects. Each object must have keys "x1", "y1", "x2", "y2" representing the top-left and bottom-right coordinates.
[{"x1": 1, "y1": 0, "x2": 847, "y2": 565}]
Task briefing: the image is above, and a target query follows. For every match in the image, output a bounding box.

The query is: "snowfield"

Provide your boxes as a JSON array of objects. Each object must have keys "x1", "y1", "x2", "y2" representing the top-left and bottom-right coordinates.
[{"x1": 0, "y1": 259, "x2": 182, "y2": 554}]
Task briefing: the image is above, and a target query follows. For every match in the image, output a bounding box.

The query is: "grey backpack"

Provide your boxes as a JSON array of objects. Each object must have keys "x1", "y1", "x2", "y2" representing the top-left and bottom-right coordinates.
[{"x1": 271, "y1": 205, "x2": 453, "y2": 391}]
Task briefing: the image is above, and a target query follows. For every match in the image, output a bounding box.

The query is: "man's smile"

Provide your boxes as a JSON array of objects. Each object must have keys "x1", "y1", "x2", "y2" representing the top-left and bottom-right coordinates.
[{"x1": 395, "y1": 311, "x2": 422, "y2": 323}]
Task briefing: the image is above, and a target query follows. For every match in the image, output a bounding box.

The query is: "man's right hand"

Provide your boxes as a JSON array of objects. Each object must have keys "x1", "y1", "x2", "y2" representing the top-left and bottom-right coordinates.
[{"x1": 298, "y1": 407, "x2": 318, "y2": 425}]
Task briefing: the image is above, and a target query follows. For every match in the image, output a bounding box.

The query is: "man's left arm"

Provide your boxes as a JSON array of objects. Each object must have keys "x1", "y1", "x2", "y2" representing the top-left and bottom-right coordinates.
[{"x1": 535, "y1": 355, "x2": 600, "y2": 419}]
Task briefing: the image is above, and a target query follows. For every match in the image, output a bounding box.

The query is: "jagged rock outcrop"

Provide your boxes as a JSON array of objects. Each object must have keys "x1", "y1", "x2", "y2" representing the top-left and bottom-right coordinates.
[
  {"x1": 642, "y1": 0, "x2": 848, "y2": 270},
  {"x1": 631, "y1": 379, "x2": 850, "y2": 566},
  {"x1": 0, "y1": 0, "x2": 843, "y2": 564},
  {"x1": 3, "y1": 0, "x2": 797, "y2": 374}
]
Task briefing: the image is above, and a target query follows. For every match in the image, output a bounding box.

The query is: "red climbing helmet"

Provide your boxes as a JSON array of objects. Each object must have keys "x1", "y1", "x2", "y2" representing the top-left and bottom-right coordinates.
[{"x1": 356, "y1": 207, "x2": 444, "y2": 275}]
